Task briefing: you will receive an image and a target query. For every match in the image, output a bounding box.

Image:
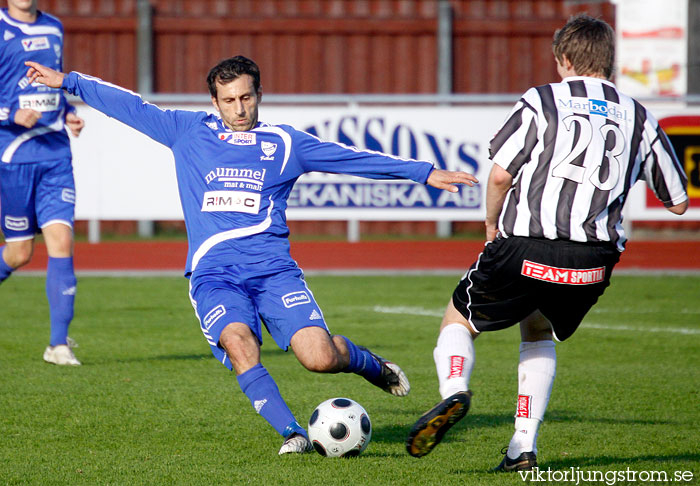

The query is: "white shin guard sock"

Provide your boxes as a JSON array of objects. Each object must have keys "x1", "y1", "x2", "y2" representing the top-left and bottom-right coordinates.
[
  {"x1": 508, "y1": 340, "x2": 556, "y2": 458},
  {"x1": 433, "y1": 323, "x2": 474, "y2": 399}
]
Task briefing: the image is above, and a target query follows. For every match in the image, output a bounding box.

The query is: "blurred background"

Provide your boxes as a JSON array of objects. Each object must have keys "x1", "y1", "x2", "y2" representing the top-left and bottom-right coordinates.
[{"x1": 36, "y1": 0, "x2": 699, "y2": 242}]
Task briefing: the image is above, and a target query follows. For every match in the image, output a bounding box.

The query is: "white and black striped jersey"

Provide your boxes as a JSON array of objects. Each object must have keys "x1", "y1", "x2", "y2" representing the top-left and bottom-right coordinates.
[{"x1": 489, "y1": 76, "x2": 688, "y2": 251}]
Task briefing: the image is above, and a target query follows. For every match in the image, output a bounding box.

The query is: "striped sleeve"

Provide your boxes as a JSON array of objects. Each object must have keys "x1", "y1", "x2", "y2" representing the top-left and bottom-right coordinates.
[
  {"x1": 641, "y1": 115, "x2": 689, "y2": 207},
  {"x1": 489, "y1": 92, "x2": 539, "y2": 176}
]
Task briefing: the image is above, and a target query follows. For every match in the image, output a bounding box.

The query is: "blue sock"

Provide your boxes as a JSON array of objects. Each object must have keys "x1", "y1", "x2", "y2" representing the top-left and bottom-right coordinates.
[
  {"x1": 237, "y1": 364, "x2": 306, "y2": 438},
  {"x1": 340, "y1": 336, "x2": 382, "y2": 382},
  {"x1": 46, "y1": 256, "x2": 76, "y2": 347},
  {"x1": 0, "y1": 246, "x2": 14, "y2": 282}
]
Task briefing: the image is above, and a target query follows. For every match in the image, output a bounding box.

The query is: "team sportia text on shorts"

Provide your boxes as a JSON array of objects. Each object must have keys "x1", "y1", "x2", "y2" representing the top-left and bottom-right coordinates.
[{"x1": 452, "y1": 236, "x2": 620, "y2": 341}]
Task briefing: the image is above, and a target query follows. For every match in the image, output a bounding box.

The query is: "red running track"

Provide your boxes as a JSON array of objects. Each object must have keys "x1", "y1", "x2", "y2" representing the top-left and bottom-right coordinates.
[{"x1": 15, "y1": 240, "x2": 700, "y2": 272}]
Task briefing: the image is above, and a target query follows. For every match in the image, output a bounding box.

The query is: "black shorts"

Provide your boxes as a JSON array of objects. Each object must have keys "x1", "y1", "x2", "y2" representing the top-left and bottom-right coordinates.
[{"x1": 452, "y1": 236, "x2": 620, "y2": 341}]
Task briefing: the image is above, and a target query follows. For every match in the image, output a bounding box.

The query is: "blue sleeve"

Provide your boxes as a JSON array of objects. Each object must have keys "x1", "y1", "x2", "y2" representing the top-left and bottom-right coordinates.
[
  {"x1": 290, "y1": 127, "x2": 434, "y2": 184},
  {"x1": 61, "y1": 71, "x2": 198, "y2": 147}
]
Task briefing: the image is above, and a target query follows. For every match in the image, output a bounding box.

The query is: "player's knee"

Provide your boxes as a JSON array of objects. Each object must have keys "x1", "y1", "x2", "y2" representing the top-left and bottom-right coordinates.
[
  {"x1": 4, "y1": 244, "x2": 34, "y2": 268},
  {"x1": 219, "y1": 325, "x2": 253, "y2": 356},
  {"x1": 43, "y1": 226, "x2": 74, "y2": 256},
  {"x1": 301, "y1": 349, "x2": 340, "y2": 373}
]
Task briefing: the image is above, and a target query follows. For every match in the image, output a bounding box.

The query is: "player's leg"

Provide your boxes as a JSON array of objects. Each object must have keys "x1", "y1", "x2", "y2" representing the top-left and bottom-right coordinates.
[
  {"x1": 407, "y1": 237, "x2": 535, "y2": 458},
  {"x1": 405, "y1": 298, "x2": 475, "y2": 457},
  {"x1": 0, "y1": 238, "x2": 35, "y2": 281},
  {"x1": 36, "y1": 160, "x2": 79, "y2": 364},
  {"x1": 494, "y1": 310, "x2": 554, "y2": 472},
  {"x1": 333, "y1": 333, "x2": 410, "y2": 396},
  {"x1": 252, "y1": 263, "x2": 409, "y2": 397},
  {"x1": 219, "y1": 321, "x2": 310, "y2": 452},
  {"x1": 494, "y1": 239, "x2": 619, "y2": 471},
  {"x1": 289, "y1": 326, "x2": 409, "y2": 396},
  {"x1": 42, "y1": 223, "x2": 76, "y2": 345},
  {"x1": 189, "y1": 267, "x2": 310, "y2": 454},
  {"x1": 434, "y1": 299, "x2": 478, "y2": 398},
  {"x1": 40, "y1": 222, "x2": 79, "y2": 365}
]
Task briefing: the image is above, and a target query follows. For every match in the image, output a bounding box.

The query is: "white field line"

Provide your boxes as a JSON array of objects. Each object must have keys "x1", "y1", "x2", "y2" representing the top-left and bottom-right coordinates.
[
  {"x1": 14, "y1": 268, "x2": 700, "y2": 277},
  {"x1": 371, "y1": 305, "x2": 700, "y2": 335}
]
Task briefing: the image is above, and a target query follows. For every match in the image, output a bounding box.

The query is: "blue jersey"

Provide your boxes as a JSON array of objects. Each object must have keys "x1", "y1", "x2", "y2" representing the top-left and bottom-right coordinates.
[
  {"x1": 0, "y1": 9, "x2": 73, "y2": 164},
  {"x1": 61, "y1": 72, "x2": 435, "y2": 275}
]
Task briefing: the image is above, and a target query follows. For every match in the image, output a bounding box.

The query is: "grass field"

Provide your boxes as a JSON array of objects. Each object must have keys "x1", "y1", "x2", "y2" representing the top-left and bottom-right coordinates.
[{"x1": 1, "y1": 274, "x2": 698, "y2": 485}]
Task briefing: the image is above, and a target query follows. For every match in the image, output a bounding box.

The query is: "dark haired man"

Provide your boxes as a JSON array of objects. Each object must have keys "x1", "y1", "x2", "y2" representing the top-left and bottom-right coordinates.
[
  {"x1": 25, "y1": 55, "x2": 478, "y2": 455},
  {"x1": 0, "y1": 0, "x2": 84, "y2": 365},
  {"x1": 405, "y1": 14, "x2": 688, "y2": 470}
]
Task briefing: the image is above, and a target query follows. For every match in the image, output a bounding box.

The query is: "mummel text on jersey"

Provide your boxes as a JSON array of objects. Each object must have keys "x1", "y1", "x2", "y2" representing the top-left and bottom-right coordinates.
[
  {"x1": 60, "y1": 72, "x2": 434, "y2": 274},
  {"x1": 0, "y1": 8, "x2": 74, "y2": 163},
  {"x1": 489, "y1": 76, "x2": 687, "y2": 251}
]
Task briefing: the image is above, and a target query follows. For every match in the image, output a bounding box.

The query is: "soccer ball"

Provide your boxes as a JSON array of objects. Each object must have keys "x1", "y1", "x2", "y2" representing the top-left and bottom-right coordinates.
[{"x1": 308, "y1": 397, "x2": 372, "y2": 457}]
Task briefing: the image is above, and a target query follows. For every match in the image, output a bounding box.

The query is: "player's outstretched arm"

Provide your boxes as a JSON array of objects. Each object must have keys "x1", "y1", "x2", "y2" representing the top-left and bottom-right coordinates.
[
  {"x1": 26, "y1": 61, "x2": 194, "y2": 148},
  {"x1": 426, "y1": 169, "x2": 478, "y2": 193},
  {"x1": 25, "y1": 61, "x2": 65, "y2": 88}
]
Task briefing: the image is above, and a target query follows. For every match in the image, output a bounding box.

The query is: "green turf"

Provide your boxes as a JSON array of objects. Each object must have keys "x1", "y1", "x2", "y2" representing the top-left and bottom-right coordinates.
[{"x1": 1, "y1": 274, "x2": 698, "y2": 485}]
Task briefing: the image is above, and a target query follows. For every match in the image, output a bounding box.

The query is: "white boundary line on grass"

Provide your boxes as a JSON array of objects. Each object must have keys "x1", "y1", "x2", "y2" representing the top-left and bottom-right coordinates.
[
  {"x1": 14, "y1": 268, "x2": 700, "y2": 277},
  {"x1": 371, "y1": 305, "x2": 700, "y2": 335}
]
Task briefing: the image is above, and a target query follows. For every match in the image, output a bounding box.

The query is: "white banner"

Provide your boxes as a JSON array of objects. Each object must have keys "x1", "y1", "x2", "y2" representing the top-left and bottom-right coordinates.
[
  {"x1": 616, "y1": 0, "x2": 688, "y2": 97},
  {"x1": 70, "y1": 101, "x2": 700, "y2": 222}
]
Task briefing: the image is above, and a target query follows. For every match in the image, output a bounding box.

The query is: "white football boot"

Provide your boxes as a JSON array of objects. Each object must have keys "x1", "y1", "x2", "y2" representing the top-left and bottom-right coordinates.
[
  {"x1": 278, "y1": 433, "x2": 313, "y2": 455},
  {"x1": 43, "y1": 343, "x2": 81, "y2": 366}
]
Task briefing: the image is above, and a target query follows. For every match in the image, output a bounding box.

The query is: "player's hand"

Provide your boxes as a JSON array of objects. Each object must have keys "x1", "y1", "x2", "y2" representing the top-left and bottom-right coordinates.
[
  {"x1": 14, "y1": 108, "x2": 42, "y2": 128},
  {"x1": 426, "y1": 169, "x2": 478, "y2": 193},
  {"x1": 25, "y1": 61, "x2": 66, "y2": 88},
  {"x1": 66, "y1": 112, "x2": 85, "y2": 137}
]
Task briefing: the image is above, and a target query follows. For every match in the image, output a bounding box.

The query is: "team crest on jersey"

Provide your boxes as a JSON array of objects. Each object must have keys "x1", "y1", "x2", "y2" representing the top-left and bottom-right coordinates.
[
  {"x1": 218, "y1": 132, "x2": 256, "y2": 145},
  {"x1": 21, "y1": 36, "x2": 50, "y2": 51},
  {"x1": 260, "y1": 141, "x2": 277, "y2": 160}
]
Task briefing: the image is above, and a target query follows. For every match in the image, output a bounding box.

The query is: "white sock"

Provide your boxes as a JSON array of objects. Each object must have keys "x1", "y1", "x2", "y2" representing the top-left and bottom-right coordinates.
[
  {"x1": 433, "y1": 323, "x2": 474, "y2": 399},
  {"x1": 507, "y1": 340, "x2": 556, "y2": 458}
]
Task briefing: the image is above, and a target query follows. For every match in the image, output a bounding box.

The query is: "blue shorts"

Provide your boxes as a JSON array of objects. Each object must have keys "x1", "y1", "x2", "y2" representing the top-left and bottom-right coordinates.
[
  {"x1": 188, "y1": 257, "x2": 329, "y2": 370},
  {"x1": 0, "y1": 159, "x2": 75, "y2": 241}
]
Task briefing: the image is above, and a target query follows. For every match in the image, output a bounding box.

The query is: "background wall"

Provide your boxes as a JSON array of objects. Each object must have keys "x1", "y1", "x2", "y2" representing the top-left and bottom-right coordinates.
[{"x1": 41, "y1": 0, "x2": 615, "y2": 94}]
